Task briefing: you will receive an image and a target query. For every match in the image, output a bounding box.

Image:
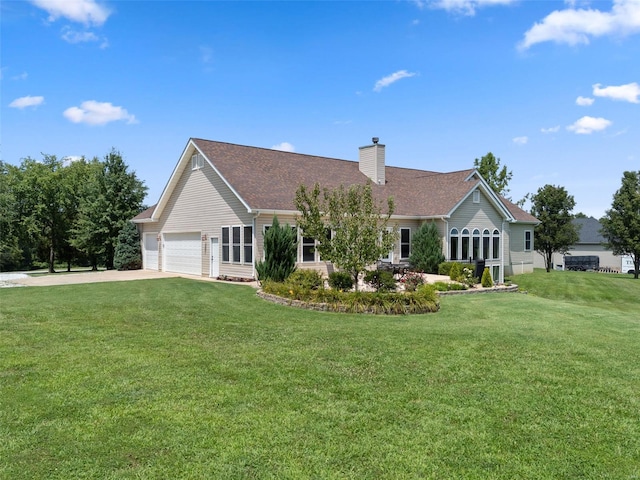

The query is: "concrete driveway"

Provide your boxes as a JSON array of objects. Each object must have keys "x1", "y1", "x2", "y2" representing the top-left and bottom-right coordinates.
[{"x1": 1, "y1": 270, "x2": 258, "y2": 288}]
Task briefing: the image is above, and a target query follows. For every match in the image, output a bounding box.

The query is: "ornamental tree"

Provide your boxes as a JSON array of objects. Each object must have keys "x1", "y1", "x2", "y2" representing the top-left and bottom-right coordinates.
[
  {"x1": 255, "y1": 215, "x2": 298, "y2": 282},
  {"x1": 530, "y1": 184, "x2": 580, "y2": 272},
  {"x1": 294, "y1": 182, "x2": 397, "y2": 290},
  {"x1": 600, "y1": 171, "x2": 640, "y2": 279}
]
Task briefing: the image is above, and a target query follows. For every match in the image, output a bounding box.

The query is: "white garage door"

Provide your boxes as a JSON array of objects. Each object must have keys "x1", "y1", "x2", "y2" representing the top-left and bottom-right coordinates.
[
  {"x1": 143, "y1": 233, "x2": 159, "y2": 271},
  {"x1": 164, "y1": 232, "x2": 202, "y2": 275}
]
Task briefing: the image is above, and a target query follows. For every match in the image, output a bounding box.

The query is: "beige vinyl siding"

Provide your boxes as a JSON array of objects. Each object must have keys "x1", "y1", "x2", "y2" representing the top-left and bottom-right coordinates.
[
  {"x1": 156, "y1": 153, "x2": 255, "y2": 278},
  {"x1": 448, "y1": 191, "x2": 504, "y2": 232},
  {"x1": 505, "y1": 223, "x2": 534, "y2": 275}
]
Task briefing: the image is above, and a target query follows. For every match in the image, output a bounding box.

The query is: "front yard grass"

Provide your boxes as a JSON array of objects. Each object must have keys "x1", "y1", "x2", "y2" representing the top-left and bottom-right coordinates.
[{"x1": 1, "y1": 274, "x2": 639, "y2": 478}]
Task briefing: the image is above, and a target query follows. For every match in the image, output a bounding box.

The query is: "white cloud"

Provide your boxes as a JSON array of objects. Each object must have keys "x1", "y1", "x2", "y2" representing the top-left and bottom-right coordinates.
[
  {"x1": 593, "y1": 82, "x2": 640, "y2": 103},
  {"x1": 30, "y1": 0, "x2": 111, "y2": 26},
  {"x1": 513, "y1": 136, "x2": 528, "y2": 145},
  {"x1": 63, "y1": 101, "x2": 137, "y2": 125},
  {"x1": 373, "y1": 70, "x2": 416, "y2": 92},
  {"x1": 9, "y1": 95, "x2": 44, "y2": 109},
  {"x1": 519, "y1": 0, "x2": 640, "y2": 50},
  {"x1": 62, "y1": 155, "x2": 83, "y2": 166},
  {"x1": 576, "y1": 96, "x2": 594, "y2": 106},
  {"x1": 271, "y1": 142, "x2": 295, "y2": 152},
  {"x1": 567, "y1": 116, "x2": 612, "y2": 134},
  {"x1": 421, "y1": 0, "x2": 516, "y2": 15},
  {"x1": 13, "y1": 72, "x2": 29, "y2": 80},
  {"x1": 541, "y1": 125, "x2": 561, "y2": 133}
]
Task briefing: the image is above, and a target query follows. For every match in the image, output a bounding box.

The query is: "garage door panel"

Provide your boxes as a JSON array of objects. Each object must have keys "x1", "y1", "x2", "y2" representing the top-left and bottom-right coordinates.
[{"x1": 164, "y1": 233, "x2": 201, "y2": 275}]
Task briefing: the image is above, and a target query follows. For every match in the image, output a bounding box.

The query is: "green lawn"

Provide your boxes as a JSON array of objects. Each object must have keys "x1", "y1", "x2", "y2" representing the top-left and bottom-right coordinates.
[{"x1": 1, "y1": 272, "x2": 639, "y2": 479}]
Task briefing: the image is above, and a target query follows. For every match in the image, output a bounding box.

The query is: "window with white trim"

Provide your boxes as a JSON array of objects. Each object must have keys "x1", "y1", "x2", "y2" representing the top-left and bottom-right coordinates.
[
  {"x1": 472, "y1": 229, "x2": 480, "y2": 260},
  {"x1": 221, "y1": 225, "x2": 253, "y2": 263},
  {"x1": 482, "y1": 229, "x2": 490, "y2": 260},
  {"x1": 450, "y1": 228, "x2": 459, "y2": 260},
  {"x1": 222, "y1": 227, "x2": 230, "y2": 262},
  {"x1": 473, "y1": 190, "x2": 480, "y2": 203},
  {"x1": 524, "y1": 230, "x2": 532, "y2": 251},
  {"x1": 400, "y1": 228, "x2": 411, "y2": 260},
  {"x1": 461, "y1": 228, "x2": 470, "y2": 261},
  {"x1": 302, "y1": 235, "x2": 316, "y2": 262},
  {"x1": 244, "y1": 226, "x2": 253, "y2": 264},
  {"x1": 492, "y1": 229, "x2": 500, "y2": 259},
  {"x1": 191, "y1": 153, "x2": 204, "y2": 170}
]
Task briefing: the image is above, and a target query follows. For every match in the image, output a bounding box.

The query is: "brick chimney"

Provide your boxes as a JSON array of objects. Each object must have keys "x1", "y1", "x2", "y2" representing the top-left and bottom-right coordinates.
[{"x1": 358, "y1": 137, "x2": 385, "y2": 185}]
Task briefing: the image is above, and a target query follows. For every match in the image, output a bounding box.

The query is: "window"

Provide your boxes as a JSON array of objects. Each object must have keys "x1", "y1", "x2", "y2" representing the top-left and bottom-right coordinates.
[
  {"x1": 400, "y1": 228, "x2": 411, "y2": 259},
  {"x1": 473, "y1": 190, "x2": 480, "y2": 203},
  {"x1": 472, "y1": 229, "x2": 480, "y2": 260},
  {"x1": 492, "y1": 229, "x2": 500, "y2": 259},
  {"x1": 244, "y1": 226, "x2": 253, "y2": 264},
  {"x1": 302, "y1": 236, "x2": 316, "y2": 262},
  {"x1": 232, "y1": 226, "x2": 241, "y2": 262},
  {"x1": 222, "y1": 227, "x2": 230, "y2": 262},
  {"x1": 482, "y1": 229, "x2": 490, "y2": 260},
  {"x1": 191, "y1": 153, "x2": 204, "y2": 170},
  {"x1": 450, "y1": 228, "x2": 459, "y2": 260},
  {"x1": 525, "y1": 230, "x2": 532, "y2": 251},
  {"x1": 461, "y1": 228, "x2": 470, "y2": 261}
]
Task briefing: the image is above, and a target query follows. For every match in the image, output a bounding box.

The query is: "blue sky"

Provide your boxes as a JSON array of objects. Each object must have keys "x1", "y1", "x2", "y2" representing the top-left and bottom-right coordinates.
[{"x1": 2, "y1": 0, "x2": 639, "y2": 218}]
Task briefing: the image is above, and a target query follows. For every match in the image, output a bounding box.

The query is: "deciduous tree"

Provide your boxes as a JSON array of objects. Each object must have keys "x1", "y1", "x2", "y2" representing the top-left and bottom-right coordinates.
[
  {"x1": 474, "y1": 152, "x2": 513, "y2": 198},
  {"x1": 600, "y1": 171, "x2": 640, "y2": 279},
  {"x1": 530, "y1": 184, "x2": 579, "y2": 272},
  {"x1": 294, "y1": 182, "x2": 397, "y2": 290}
]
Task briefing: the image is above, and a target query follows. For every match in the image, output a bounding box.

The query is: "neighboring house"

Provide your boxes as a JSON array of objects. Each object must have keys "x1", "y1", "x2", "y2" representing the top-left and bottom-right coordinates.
[
  {"x1": 533, "y1": 216, "x2": 621, "y2": 271},
  {"x1": 133, "y1": 138, "x2": 539, "y2": 283}
]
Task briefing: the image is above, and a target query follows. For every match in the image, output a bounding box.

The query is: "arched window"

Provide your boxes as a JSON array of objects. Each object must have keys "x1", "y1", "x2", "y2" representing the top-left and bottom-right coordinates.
[
  {"x1": 472, "y1": 229, "x2": 480, "y2": 260},
  {"x1": 461, "y1": 228, "x2": 470, "y2": 261},
  {"x1": 482, "y1": 229, "x2": 490, "y2": 260},
  {"x1": 450, "y1": 228, "x2": 459, "y2": 260},
  {"x1": 492, "y1": 229, "x2": 500, "y2": 259}
]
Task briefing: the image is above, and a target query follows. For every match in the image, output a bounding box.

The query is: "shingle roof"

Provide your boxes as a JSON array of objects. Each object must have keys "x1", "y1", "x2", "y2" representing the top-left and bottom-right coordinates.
[
  {"x1": 192, "y1": 138, "x2": 524, "y2": 218},
  {"x1": 141, "y1": 138, "x2": 538, "y2": 223},
  {"x1": 573, "y1": 217, "x2": 605, "y2": 244}
]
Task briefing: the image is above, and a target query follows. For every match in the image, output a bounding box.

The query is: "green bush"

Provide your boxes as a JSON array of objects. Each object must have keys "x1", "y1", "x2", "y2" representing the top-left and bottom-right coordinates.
[
  {"x1": 364, "y1": 269, "x2": 397, "y2": 292},
  {"x1": 328, "y1": 271, "x2": 354, "y2": 291},
  {"x1": 260, "y1": 281, "x2": 439, "y2": 314},
  {"x1": 255, "y1": 216, "x2": 298, "y2": 282},
  {"x1": 409, "y1": 222, "x2": 445, "y2": 274},
  {"x1": 460, "y1": 266, "x2": 478, "y2": 287},
  {"x1": 448, "y1": 262, "x2": 462, "y2": 281},
  {"x1": 400, "y1": 271, "x2": 425, "y2": 292},
  {"x1": 481, "y1": 267, "x2": 494, "y2": 288},
  {"x1": 433, "y1": 281, "x2": 467, "y2": 291},
  {"x1": 286, "y1": 269, "x2": 323, "y2": 291}
]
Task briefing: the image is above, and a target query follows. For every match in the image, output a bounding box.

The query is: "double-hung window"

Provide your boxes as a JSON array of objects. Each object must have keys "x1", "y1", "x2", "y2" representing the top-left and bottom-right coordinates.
[
  {"x1": 222, "y1": 227, "x2": 230, "y2": 262},
  {"x1": 482, "y1": 229, "x2": 490, "y2": 260},
  {"x1": 244, "y1": 226, "x2": 253, "y2": 264},
  {"x1": 221, "y1": 225, "x2": 252, "y2": 263},
  {"x1": 302, "y1": 236, "x2": 316, "y2": 262},
  {"x1": 524, "y1": 230, "x2": 532, "y2": 251},
  {"x1": 400, "y1": 228, "x2": 410, "y2": 260},
  {"x1": 232, "y1": 227, "x2": 241, "y2": 263}
]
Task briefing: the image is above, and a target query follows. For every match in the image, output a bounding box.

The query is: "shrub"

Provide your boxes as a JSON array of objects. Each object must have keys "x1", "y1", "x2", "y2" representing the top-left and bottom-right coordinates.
[
  {"x1": 481, "y1": 267, "x2": 494, "y2": 288},
  {"x1": 460, "y1": 267, "x2": 477, "y2": 287},
  {"x1": 433, "y1": 281, "x2": 467, "y2": 291},
  {"x1": 400, "y1": 271, "x2": 425, "y2": 292},
  {"x1": 286, "y1": 269, "x2": 323, "y2": 291},
  {"x1": 255, "y1": 216, "x2": 298, "y2": 283},
  {"x1": 328, "y1": 271, "x2": 354, "y2": 291},
  {"x1": 114, "y1": 222, "x2": 142, "y2": 270},
  {"x1": 364, "y1": 269, "x2": 397, "y2": 292},
  {"x1": 409, "y1": 222, "x2": 445, "y2": 274},
  {"x1": 448, "y1": 262, "x2": 462, "y2": 281}
]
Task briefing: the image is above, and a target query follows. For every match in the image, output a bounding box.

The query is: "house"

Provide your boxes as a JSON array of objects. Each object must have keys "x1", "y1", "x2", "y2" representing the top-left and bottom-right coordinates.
[
  {"x1": 533, "y1": 216, "x2": 623, "y2": 271},
  {"x1": 132, "y1": 138, "x2": 539, "y2": 283}
]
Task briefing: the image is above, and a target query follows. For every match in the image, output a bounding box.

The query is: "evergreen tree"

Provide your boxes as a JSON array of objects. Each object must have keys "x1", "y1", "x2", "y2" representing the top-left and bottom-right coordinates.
[
  {"x1": 409, "y1": 222, "x2": 445, "y2": 274},
  {"x1": 114, "y1": 222, "x2": 142, "y2": 270},
  {"x1": 255, "y1": 216, "x2": 298, "y2": 282}
]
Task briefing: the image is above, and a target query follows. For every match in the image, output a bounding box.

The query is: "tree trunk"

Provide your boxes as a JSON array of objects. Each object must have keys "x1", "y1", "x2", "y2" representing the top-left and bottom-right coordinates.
[{"x1": 48, "y1": 244, "x2": 55, "y2": 274}]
